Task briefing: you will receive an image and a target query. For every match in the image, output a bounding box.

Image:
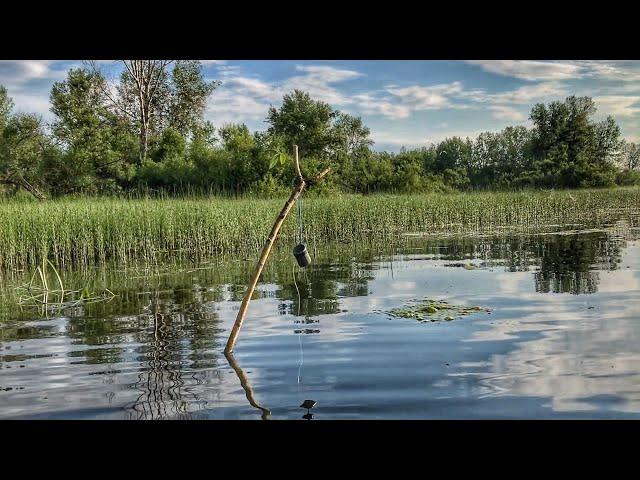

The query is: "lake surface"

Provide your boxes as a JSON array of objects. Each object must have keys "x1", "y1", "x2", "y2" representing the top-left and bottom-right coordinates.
[{"x1": 1, "y1": 218, "x2": 639, "y2": 419}]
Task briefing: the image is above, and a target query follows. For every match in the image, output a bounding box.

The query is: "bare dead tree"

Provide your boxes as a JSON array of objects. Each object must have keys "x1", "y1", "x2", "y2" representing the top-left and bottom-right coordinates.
[
  {"x1": 121, "y1": 60, "x2": 173, "y2": 161},
  {"x1": 88, "y1": 60, "x2": 174, "y2": 162}
]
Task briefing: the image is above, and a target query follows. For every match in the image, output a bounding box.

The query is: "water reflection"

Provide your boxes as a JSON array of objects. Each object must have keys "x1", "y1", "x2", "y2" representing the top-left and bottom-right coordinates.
[
  {"x1": 225, "y1": 351, "x2": 270, "y2": 420},
  {"x1": 532, "y1": 232, "x2": 619, "y2": 294},
  {"x1": 467, "y1": 242, "x2": 640, "y2": 414},
  {"x1": 0, "y1": 218, "x2": 639, "y2": 418},
  {"x1": 126, "y1": 292, "x2": 194, "y2": 419}
]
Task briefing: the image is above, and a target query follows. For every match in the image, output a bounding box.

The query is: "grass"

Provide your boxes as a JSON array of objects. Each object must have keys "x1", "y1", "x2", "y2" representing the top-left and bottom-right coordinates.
[{"x1": 0, "y1": 187, "x2": 638, "y2": 271}]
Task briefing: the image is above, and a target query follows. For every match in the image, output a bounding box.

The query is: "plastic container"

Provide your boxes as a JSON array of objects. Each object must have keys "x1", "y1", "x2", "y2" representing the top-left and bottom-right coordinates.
[{"x1": 293, "y1": 243, "x2": 311, "y2": 268}]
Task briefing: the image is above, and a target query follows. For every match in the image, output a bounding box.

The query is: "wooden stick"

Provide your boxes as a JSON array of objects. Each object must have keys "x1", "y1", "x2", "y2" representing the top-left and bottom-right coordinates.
[
  {"x1": 224, "y1": 146, "x2": 330, "y2": 353},
  {"x1": 293, "y1": 145, "x2": 302, "y2": 179},
  {"x1": 225, "y1": 350, "x2": 270, "y2": 420}
]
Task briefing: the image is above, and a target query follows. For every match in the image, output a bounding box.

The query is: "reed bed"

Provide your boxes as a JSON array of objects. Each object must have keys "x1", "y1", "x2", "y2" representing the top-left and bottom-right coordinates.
[{"x1": 0, "y1": 187, "x2": 638, "y2": 271}]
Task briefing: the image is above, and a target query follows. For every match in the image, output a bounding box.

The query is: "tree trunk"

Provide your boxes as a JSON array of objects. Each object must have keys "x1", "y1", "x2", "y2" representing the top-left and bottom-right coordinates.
[
  {"x1": 139, "y1": 126, "x2": 148, "y2": 162},
  {"x1": 0, "y1": 176, "x2": 46, "y2": 200},
  {"x1": 20, "y1": 178, "x2": 47, "y2": 200}
]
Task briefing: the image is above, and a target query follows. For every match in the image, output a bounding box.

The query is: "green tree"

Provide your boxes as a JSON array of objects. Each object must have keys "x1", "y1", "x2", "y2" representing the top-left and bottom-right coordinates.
[
  {"x1": 332, "y1": 113, "x2": 373, "y2": 157},
  {"x1": 431, "y1": 137, "x2": 472, "y2": 189},
  {"x1": 267, "y1": 90, "x2": 337, "y2": 159},
  {"x1": 49, "y1": 68, "x2": 138, "y2": 195},
  {"x1": 0, "y1": 87, "x2": 49, "y2": 199},
  {"x1": 527, "y1": 96, "x2": 619, "y2": 187},
  {"x1": 472, "y1": 126, "x2": 532, "y2": 188},
  {"x1": 0, "y1": 85, "x2": 12, "y2": 127},
  {"x1": 167, "y1": 61, "x2": 220, "y2": 137},
  {"x1": 219, "y1": 124, "x2": 271, "y2": 193}
]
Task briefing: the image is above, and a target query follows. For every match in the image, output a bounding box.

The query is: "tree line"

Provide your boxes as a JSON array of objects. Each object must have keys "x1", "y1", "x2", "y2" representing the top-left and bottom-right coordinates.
[{"x1": 1, "y1": 60, "x2": 639, "y2": 199}]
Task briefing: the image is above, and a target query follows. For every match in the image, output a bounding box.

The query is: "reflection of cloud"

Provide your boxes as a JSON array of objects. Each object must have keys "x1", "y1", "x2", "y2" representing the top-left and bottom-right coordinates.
[
  {"x1": 493, "y1": 272, "x2": 529, "y2": 295},
  {"x1": 213, "y1": 295, "x2": 365, "y2": 344},
  {"x1": 598, "y1": 269, "x2": 640, "y2": 293},
  {"x1": 466, "y1": 243, "x2": 640, "y2": 413},
  {"x1": 3, "y1": 232, "x2": 639, "y2": 419}
]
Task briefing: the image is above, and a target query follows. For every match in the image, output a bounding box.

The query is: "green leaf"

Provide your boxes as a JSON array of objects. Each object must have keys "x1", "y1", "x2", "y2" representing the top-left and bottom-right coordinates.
[
  {"x1": 269, "y1": 155, "x2": 279, "y2": 170},
  {"x1": 279, "y1": 152, "x2": 287, "y2": 166}
]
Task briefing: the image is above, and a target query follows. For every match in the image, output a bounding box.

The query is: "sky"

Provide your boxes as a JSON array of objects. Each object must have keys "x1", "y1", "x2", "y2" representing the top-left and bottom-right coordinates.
[{"x1": 1, "y1": 60, "x2": 639, "y2": 152}]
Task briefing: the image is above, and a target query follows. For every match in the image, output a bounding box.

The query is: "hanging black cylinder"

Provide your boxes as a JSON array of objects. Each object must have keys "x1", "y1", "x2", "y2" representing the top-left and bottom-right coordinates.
[{"x1": 293, "y1": 243, "x2": 311, "y2": 268}]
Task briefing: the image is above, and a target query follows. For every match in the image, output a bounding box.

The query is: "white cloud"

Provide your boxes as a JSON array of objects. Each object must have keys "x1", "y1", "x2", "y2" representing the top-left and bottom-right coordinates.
[
  {"x1": 576, "y1": 61, "x2": 640, "y2": 82},
  {"x1": 279, "y1": 65, "x2": 362, "y2": 105},
  {"x1": 224, "y1": 76, "x2": 278, "y2": 100},
  {"x1": 457, "y1": 82, "x2": 566, "y2": 121},
  {"x1": 468, "y1": 60, "x2": 640, "y2": 83},
  {"x1": 467, "y1": 60, "x2": 583, "y2": 81},
  {"x1": 206, "y1": 64, "x2": 364, "y2": 126},
  {"x1": 206, "y1": 75, "x2": 276, "y2": 125},
  {"x1": 463, "y1": 81, "x2": 568, "y2": 105},
  {"x1": 489, "y1": 105, "x2": 526, "y2": 121},
  {"x1": 0, "y1": 61, "x2": 74, "y2": 118},
  {"x1": 352, "y1": 93, "x2": 411, "y2": 119},
  {"x1": 200, "y1": 60, "x2": 227, "y2": 66},
  {"x1": 349, "y1": 81, "x2": 469, "y2": 120},
  {"x1": 210, "y1": 65, "x2": 242, "y2": 78},
  {"x1": 357, "y1": 79, "x2": 563, "y2": 122},
  {"x1": 593, "y1": 95, "x2": 640, "y2": 117},
  {"x1": 0, "y1": 60, "x2": 68, "y2": 89},
  {"x1": 371, "y1": 128, "x2": 484, "y2": 150},
  {"x1": 387, "y1": 81, "x2": 464, "y2": 110},
  {"x1": 8, "y1": 92, "x2": 52, "y2": 117}
]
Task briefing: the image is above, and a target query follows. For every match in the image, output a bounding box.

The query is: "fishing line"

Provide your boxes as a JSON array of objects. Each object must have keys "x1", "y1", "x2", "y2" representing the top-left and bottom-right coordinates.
[
  {"x1": 297, "y1": 193, "x2": 304, "y2": 244},
  {"x1": 292, "y1": 264, "x2": 304, "y2": 387}
]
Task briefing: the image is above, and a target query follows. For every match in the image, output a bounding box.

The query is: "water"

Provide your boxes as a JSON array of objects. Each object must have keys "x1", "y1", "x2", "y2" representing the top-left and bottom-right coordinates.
[{"x1": 1, "y1": 219, "x2": 639, "y2": 419}]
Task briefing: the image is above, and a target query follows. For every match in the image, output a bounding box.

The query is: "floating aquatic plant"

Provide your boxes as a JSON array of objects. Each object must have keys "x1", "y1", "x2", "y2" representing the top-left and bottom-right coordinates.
[{"x1": 383, "y1": 298, "x2": 490, "y2": 323}]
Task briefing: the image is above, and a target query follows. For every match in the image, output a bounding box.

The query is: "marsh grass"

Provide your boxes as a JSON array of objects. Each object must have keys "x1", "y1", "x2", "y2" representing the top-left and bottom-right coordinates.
[{"x1": 0, "y1": 187, "x2": 638, "y2": 271}]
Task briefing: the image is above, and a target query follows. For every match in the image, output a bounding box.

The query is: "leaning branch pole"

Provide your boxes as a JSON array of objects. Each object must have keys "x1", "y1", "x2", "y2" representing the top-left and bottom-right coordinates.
[{"x1": 225, "y1": 146, "x2": 330, "y2": 353}]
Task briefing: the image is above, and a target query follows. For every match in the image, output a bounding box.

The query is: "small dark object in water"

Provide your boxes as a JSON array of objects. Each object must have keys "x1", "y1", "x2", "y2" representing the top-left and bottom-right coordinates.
[
  {"x1": 293, "y1": 243, "x2": 311, "y2": 268},
  {"x1": 300, "y1": 399, "x2": 316, "y2": 409}
]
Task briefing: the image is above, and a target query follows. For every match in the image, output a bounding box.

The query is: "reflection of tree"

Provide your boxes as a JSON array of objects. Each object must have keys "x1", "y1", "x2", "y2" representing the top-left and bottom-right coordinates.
[
  {"x1": 277, "y1": 261, "x2": 375, "y2": 320},
  {"x1": 123, "y1": 290, "x2": 223, "y2": 420},
  {"x1": 128, "y1": 311, "x2": 188, "y2": 419},
  {"x1": 36, "y1": 277, "x2": 228, "y2": 419},
  {"x1": 533, "y1": 233, "x2": 615, "y2": 295},
  {"x1": 418, "y1": 230, "x2": 627, "y2": 295}
]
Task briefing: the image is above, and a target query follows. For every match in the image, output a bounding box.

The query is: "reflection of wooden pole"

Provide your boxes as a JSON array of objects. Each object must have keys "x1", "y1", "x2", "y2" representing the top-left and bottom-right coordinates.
[
  {"x1": 225, "y1": 351, "x2": 271, "y2": 420},
  {"x1": 225, "y1": 146, "x2": 330, "y2": 353}
]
